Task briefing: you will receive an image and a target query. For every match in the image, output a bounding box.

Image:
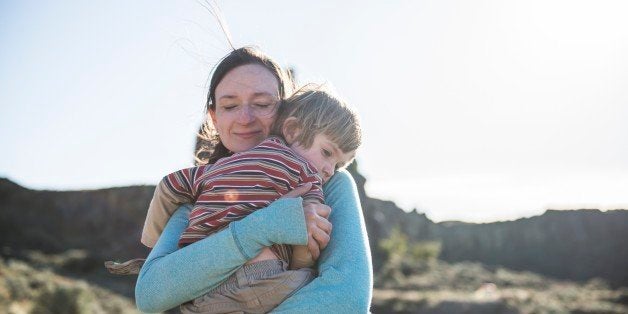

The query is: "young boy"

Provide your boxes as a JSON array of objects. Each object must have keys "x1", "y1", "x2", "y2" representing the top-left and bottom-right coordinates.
[{"x1": 141, "y1": 85, "x2": 362, "y2": 313}]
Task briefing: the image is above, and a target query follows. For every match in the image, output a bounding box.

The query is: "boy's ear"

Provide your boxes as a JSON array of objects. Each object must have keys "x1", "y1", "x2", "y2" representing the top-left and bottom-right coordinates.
[{"x1": 282, "y1": 117, "x2": 301, "y2": 144}]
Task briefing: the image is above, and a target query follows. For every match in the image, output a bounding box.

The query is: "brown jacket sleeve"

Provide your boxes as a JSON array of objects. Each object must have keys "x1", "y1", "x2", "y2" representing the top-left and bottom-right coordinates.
[{"x1": 141, "y1": 179, "x2": 192, "y2": 247}]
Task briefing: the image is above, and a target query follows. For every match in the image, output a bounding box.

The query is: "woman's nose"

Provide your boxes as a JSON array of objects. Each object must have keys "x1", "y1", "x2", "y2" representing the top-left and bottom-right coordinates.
[{"x1": 236, "y1": 104, "x2": 255, "y2": 123}]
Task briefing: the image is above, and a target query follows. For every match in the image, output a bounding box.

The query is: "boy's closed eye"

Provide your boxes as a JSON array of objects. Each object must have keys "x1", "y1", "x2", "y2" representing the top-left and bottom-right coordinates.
[{"x1": 322, "y1": 148, "x2": 332, "y2": 157}]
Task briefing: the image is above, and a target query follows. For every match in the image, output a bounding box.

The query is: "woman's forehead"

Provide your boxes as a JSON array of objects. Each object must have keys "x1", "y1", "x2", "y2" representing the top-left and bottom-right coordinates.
[{"x1": 215, "y1": 64, "x2": 279, "y2": 98}]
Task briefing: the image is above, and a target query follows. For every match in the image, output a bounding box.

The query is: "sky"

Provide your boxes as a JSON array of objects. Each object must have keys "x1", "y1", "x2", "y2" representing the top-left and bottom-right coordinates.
[{"x1": 1, "y1": 0, "x2": 627, "y2": 223}]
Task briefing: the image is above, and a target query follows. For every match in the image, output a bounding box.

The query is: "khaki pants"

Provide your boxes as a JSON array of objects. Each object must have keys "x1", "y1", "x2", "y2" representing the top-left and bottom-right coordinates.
[{"x1": 180, "y1": 260, "x2": 315, "y2": 314}]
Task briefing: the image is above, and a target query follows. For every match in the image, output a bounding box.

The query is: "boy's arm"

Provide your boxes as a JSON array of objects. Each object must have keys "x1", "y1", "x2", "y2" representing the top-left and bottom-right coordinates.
[
  {"x1": 273, "y1": 170, "x2": 373, "y2": 313},
  {"x1": 299, "y1": 161, "x2": 325, "y2": 204},
  {"x1": 141, "y1": 166, "x2": 206, "y2": 247}
]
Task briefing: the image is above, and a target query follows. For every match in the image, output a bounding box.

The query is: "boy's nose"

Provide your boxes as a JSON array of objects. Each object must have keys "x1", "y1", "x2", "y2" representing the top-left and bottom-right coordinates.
[{"x1": 322, "y1": 164, "x2": 333, "y2": 180}]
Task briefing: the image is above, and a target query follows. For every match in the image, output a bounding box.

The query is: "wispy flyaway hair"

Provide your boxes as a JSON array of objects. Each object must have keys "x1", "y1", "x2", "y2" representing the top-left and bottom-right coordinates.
[{"x1": 272, "y1": 84, "x2": 362, "y2": 153}]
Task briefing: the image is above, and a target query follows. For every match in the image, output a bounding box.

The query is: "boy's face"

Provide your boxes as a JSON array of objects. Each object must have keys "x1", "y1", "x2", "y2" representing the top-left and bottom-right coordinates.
[{"x1": 290, "y1": 133, "x2": 356, "y2": 183}]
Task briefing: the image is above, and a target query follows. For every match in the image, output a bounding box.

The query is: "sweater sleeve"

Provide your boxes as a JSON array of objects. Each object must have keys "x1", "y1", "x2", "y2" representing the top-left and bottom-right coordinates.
[
  {"x1": 271, "y1": 170, "x2": 374, "y2": 313},
  {"x1": 135, "y1": 198, "x2": 309, "y2": 313}
]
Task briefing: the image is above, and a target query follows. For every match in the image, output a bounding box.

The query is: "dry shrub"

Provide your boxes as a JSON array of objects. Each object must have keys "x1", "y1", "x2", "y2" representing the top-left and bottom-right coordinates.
[
  {"x1": 0, "y1": 255, "x2": 138, "y2": 314},
  {"x1": 378, "y1": 227, "x2": 442, "y2": 287}
]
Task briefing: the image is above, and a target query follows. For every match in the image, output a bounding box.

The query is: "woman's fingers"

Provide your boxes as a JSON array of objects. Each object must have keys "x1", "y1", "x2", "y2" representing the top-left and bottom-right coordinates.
[
  {"x1": 304, "y1": 203, "x2": 331, "y2": 227},
  {"x1": 311, "y1": 226, "x2": 331, "y2": 250},
  {"x1": 280, "y1": 182, "x2": 313, "y2": 199},
  {"x1": 316, "y1": 217, "x2": 333, "y2": 238},
  {"x1": 307, "y1": 235, "x2": 321, "y2": 260},
  {"x1": 308, "y1": 224, "x2": 331, "y2": 259},
  {"x1": 303, "y1": 201, "x2": 333, "y2": 257},
  {"x1": 314, "y1": 202, "x2": 331, "y2": 219},
  {"x1": 304, "y1": 201, "x2": 331, "y2": 219}
]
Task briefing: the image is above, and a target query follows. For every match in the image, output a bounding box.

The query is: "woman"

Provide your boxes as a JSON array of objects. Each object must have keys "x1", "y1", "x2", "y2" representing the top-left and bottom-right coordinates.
[{"x1": 135, "y1": 47, "x2": 372, "y2": 313}]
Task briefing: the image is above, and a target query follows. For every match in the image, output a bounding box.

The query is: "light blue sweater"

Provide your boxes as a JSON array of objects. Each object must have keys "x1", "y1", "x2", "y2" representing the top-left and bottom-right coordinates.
[{"x1": 135, "y1": 170, "x2": 373, "y2": 313}]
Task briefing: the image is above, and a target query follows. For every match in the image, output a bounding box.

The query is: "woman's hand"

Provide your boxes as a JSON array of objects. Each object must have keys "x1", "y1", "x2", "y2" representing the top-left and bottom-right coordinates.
[
  {"x1": 302, "y1": 200, "x2": 332, "y2": 259},
  {"x1": 281, "y1": 183, "x2": 332, "y2": 259}
]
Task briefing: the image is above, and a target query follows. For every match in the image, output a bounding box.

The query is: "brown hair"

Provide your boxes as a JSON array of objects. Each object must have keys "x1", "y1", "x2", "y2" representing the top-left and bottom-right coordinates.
[
  {"x1": 195, "y1": 46, "x2": 295, "y2": 165},
  {"x1": 271, "y1": 84, "x2": 362, "y2": 156}
]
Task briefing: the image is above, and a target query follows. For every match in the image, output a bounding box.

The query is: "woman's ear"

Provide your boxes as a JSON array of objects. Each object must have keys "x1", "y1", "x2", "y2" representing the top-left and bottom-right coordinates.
[
  {"x1": 208, "y1": 109, "x2": 217, "y2": 126},
  {"x1": 282, "y1": 117, "x2": 301, "y2": 144}
]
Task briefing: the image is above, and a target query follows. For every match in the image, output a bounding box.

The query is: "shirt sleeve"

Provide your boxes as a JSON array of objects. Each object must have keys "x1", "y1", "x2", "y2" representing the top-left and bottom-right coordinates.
[
  {"x1": 135, "y1": 198, "x2": 308, "y2": 313},
  {"x1": 162, "y1": 165, "x2": 206, "y2": 202},
  {"x1": 301, "y1": 181, "x2": 324, "y2": 204},
  {"x1": 271, "y1": 170, "x2": 373, "y2": 313},
  {"x1": 298, "y1": 162, "x2": 325, "y2": 204},
  {"x1": 140, "y1": 165, "x2": 208, "y2": 248}
]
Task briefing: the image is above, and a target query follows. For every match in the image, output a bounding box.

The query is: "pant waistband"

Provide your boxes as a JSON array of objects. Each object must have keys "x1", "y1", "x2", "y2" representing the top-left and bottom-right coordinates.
[{"x1": 212, "y1": 260, "x2": 286, "y2": 294}]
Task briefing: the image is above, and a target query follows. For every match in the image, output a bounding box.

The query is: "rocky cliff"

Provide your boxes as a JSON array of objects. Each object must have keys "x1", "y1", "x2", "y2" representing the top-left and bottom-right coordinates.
[
  {"x1": 1, "y1": 165, "x2": 627, "y2": 287},
  {"x1": 0, "y1": 178, "x2": 150, "y2": 261},
  {"x1": 347, "y1": 162, "x2": 628, "y2": 287}
]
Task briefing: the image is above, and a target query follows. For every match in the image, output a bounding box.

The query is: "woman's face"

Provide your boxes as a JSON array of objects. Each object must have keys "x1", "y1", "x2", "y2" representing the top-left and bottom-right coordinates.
[{"x1": 210, "y1": 64, "x2": 280, "y2": 153}]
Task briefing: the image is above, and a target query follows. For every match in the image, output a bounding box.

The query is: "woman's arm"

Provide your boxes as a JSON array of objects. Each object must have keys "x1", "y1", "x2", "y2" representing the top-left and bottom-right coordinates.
[
  {"x1": 135, "y1": 197, "x2": 309, "y2": 313},
  {"x1": 272, "y1": 170, "x2": 373, "y2": 313},
  {"x1": 134, "y1": 171, "x2": 370, "y2": 313}
]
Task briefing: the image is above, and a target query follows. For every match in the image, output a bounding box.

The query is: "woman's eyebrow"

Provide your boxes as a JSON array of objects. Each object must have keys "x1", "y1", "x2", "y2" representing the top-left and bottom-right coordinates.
[
  {"x1": 219, "y1": 92, "x2": 277, "y2": 101},
  {"x1": 217, "y1": 94, "x2": 238, "y2": 101},
  {"x1": 251, "y1": 92, "x2": 278, "y2": 99}
]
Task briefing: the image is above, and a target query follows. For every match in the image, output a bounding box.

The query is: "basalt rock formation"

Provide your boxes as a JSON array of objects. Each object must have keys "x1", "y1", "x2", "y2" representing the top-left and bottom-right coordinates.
[
  {"x1": 0, "y1": 178, "x2": 151, "y2": 261},
  {"x1": 1, "y1": 165, "x2": 627, "y2": 287},
  {"x1": 346, "y1": 162, "x2": 628, "y2": 287}
]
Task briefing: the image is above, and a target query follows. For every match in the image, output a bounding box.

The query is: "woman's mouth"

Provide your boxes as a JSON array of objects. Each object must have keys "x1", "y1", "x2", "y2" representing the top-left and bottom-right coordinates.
[{"x1": 234, "y1": 131, "x2": 262, "y2": 139}]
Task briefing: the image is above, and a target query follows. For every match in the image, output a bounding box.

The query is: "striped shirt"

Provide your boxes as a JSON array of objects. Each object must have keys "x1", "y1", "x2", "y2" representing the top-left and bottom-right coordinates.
[{"x1": 162, "y1": 136, "x2": 324, "y2": 263}]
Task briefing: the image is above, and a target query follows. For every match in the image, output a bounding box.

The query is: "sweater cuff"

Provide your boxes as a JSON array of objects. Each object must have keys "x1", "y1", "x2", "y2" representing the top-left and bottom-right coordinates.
[{"x1": 230, "y1": 197, "x2": 308, "y2": 260}]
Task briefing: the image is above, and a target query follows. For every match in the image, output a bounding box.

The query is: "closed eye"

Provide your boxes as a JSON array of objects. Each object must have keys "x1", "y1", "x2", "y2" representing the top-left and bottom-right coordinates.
[
  {"x1": 222, "y1": 104, "x2": 239, "y2": 111},
  {"x1": 254, "y1": 103, "x2": 271, "y2": 108}
]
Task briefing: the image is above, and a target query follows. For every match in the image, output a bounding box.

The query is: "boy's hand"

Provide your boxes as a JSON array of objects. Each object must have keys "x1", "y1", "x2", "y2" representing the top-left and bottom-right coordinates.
[{"x1": 281, "y1": 183, "x2": 333, "y2": 260}]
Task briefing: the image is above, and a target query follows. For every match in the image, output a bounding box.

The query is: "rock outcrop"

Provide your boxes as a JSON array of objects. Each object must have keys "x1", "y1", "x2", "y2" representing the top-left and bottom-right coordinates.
[
  {"x1": 0, "y1": 178, "x2": 151, "y2": 261},
  {"x1": 2, "y1": 165, "x2": 627, "y2": 287},
  {"x1": 346, "y1": 162, "x2": 628, "y2": 287}
]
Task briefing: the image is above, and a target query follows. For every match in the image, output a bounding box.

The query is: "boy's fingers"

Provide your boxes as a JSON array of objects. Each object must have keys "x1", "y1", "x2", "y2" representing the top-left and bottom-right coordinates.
[{"x1": 281, "y1": 182, "x2": 313, "y2": 199}]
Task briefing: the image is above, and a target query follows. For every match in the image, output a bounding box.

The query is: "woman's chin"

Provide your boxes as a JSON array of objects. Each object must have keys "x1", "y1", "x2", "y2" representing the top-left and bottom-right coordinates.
[{"x1": 230, "y1": 136, "x2": 265, "y2": 152}]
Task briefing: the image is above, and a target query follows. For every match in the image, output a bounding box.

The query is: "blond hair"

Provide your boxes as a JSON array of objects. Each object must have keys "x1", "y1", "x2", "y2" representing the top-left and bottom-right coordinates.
[{"x1": 271, "y1": 84, "x2": 362, "y2": 155}]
